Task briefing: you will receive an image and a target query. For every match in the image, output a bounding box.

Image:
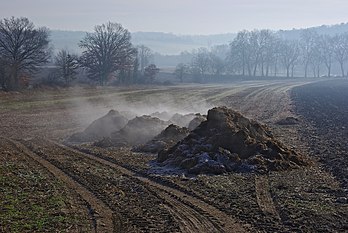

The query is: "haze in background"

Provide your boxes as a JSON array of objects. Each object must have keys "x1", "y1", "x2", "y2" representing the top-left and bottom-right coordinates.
[{"x1": 1, "y1": 0, "x2": 348, "y2": 35}]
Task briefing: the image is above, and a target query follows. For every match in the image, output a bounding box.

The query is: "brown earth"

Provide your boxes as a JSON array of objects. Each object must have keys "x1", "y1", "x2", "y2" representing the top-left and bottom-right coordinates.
[
  {"x1": 292, "y1": 79, "x2": 348, "y2": 190},
  {"x1": 68, "y1": 109, "x2": 128, "y2": 143},
  {"x1": 187, "y1": 114, "x2": 206, "y2": 130},
  {"x1": 158, "y1": 106, "x2": 309, "y2": 174},
  {"x1": 100, "y1": 115, "x2": 170, "y2": 147},
  {"x1": 134, "y1": 124, "x2": 190, "y2": 153},
  {"x1": 0, "y1": 80, "x2": 347, "y2": 232}
]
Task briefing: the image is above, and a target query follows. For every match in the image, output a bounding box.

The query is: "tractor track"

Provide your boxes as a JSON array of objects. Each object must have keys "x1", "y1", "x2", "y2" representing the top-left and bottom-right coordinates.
[
  {"x1": 1, "y1": 136, "x2": 115, "y2": 233},
  {"x1": 254, "y1": 175, "x2": 280, "y2": 220},
  {"x1": 70, "y1": 145, "x2": 254, "y2": 231},
  {"x1": 14, "y1": 137, "x2": 247, "y2": 233},
  {"x1": 64, "y1": 142, "x2": 248, "y2": 233},
  {"x1": 62, "y1": 140, "x2": 248, "y2": 233}
]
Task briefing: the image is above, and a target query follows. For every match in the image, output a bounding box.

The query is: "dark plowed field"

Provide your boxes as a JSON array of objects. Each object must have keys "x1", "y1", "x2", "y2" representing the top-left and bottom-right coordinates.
[{"x1": 292, "y1": 79, "x2": 348, "y2": 189}]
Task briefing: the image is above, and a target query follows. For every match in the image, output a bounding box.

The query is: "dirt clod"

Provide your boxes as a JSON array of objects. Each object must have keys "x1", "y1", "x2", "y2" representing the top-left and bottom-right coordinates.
[{"x1": 276, "y1": 116, "x2": 300, "y2": 125}]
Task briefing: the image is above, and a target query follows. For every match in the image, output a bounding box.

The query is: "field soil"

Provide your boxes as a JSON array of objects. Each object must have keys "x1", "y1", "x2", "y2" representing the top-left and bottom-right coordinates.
[
  {"x1": 0, "y1": 79, "x2": 347, "y2": 232},
  {"x1": 292, "y1": 80, "x2": 348, "y2": 189}
]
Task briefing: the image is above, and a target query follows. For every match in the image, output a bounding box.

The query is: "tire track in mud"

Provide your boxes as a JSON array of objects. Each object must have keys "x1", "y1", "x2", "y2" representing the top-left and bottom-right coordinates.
[
  {"x1": 68, "y1": 145, "x2": 248, "y2": 233},
  {"x1": 254, "y1": 175, "x2": 280, "y2": 220},
  {"x1": 242, "y1": 84, "x2": 291, "y2": 122},
  {"x1": 217, "y1": 81, "x2": 315, "y2": 123},
  {"x1": 1, "y1": 137, "x2": 114, "y2": 233},
  {"x1": 18, "y1": 139, "x2": 174, "y2": 232},
  {"x1": 29, "y1": 138, "x2": 248, "y2": 233},
  {"x1": 62, "y1": 141, "x2": 248, "y2": 233}
]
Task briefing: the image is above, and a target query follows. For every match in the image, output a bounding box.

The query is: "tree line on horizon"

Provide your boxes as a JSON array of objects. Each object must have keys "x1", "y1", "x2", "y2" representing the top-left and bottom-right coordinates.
[
  {"x1": 0, "y1": 17, "x2": 158, "y2": 91},
  {"x1": 1, "y1": 16, "x2": 348, "y2": 91},
  {"x1": 175, "y1": 29, "x2": 348, "y2": 82}
]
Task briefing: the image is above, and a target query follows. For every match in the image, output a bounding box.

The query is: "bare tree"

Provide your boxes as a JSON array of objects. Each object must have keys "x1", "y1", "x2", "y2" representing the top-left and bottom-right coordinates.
[
  {"x1": 264, "y1": 38, "x2": 282, "y2": 77},
  {"x1": 210, "y1": 45, "x2": 228, "y2": 76},
  {"x1": 300, "y1": 29, "x2": 318, "y2": 78},
  {"x1": 118, "y1": 50, "x2": 138, "y2": 84},
  {"x1": 55, "y1": 50, "x2": 79, "y2": 86},
  {"x1": 209, "y1": 53, "x2": 225, "y2": 76},
  {"x1": 174, "y1": 63, "x2": 188, "y2": 82},
  {"x1": 144, "y1": 64, "x2": 159, "y2": 83},
  {"x1": 0, "y1": 17, "x2": 50, "y2": 91},
  {"x1": 179, "y1": 51, "x2": 194, "y2": 64},
  {"x1": 246, "y1": 31, "x2": 259, "y2": 76},
  {"x1": 228, "y1": 31, "x2": 248, "y2": 76},
  {"x1": 257, "y1": 30, "x2": 274, "y2": 76},
  {"x1": 211, "y1": 44, "x2": 229, "y2": 59},
  {"x1": 260, "y1": 31, "x2": 278, "y2": 77},
  {"x1": 0, "y1": 59, "x2": 6, "y2": 89},
  {"x1": 79, "y1": 22, "x2": 136, "y2": 85},
  {"x1": 309, "y1": 41, "x2": 323, "y2": 78},
  {"x1": 225, "y1": 52, "x2": 241, "y2": 75},
  {"x1": 318, "y1": 35, "x2": 334, "y2": 77},
  {"x1": 131, "y1": 55, "x2": 140, "y2": 83},
  {"x1": 191, "y1": 48, "x2": 211, "y2": 77},
  {"x1": 137, "y1": 45, "x2": 153, "y2": 74},
  {"x1": 279, "y1": 40, "x2": 300, "y2": 77},
  {"x1": 332, "y1": 33, "x2": 348, "y2": 77}
]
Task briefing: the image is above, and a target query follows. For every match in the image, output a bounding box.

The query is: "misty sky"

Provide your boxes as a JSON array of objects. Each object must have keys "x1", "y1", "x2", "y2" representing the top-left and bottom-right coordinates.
[{"x1": 1, "y1": 0, "x2": 348, "y2": 34}]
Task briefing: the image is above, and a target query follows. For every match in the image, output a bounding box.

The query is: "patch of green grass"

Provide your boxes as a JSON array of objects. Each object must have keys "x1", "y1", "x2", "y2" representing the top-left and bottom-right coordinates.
[
  {"x1": 285, "y1": 197, "x2": 336, "y2": 214},
  {"x1": 0, "y1": 163, "x2": 75, "y2": 232}
]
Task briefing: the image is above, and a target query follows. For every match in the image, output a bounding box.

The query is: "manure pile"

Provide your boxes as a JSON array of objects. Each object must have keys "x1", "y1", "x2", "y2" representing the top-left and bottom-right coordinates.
[
  {"x1": 106, "y1": 115, "x2": 170, "y2": 146},
  {"x1": 68, "y1": 106, "x2": 308, "y2": 174},
  {"x1": 68, "y1": 110, "x2": 203, "y2": 148},
  {"x1": 134, "y1": 124, "x2": 190, "y2": 153},
  {"x1": 68, "y1": 110, "x2": 128, "y2": 142},
  {"x1": 158, "y1": 107, "x2": 309, "y2": 174}
]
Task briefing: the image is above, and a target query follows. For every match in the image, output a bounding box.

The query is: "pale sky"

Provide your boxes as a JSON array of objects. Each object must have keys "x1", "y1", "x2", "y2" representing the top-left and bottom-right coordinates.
[{"x1": 1, "y1": 0, "x2": 348, "y2": 34}]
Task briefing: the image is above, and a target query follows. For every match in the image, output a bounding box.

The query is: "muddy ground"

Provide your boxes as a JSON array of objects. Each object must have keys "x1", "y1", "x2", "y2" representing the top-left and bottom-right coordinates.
[
  {"x1": 292, "y1": 80, "x2": 348, "y2": 189},
  {"x1": 0, "y1": 79, "x2": 347, "y2": 232}
]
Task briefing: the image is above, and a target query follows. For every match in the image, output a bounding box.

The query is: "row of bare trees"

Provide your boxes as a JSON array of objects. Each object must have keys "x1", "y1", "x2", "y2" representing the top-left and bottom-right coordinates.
[
  {"x1": 176, "y1": 29, "x2": 348, "y2": 81},
  {"x1": 175, "y1": 46, "x2": 227, "y2": 82},
  {"x1": 54, "y1": 23, "x2": 157, "y2": 86},
  {"x1": 0, "y1": 17, "x2": 158, "y2": 91},
  {"x1": 228, "y1": 29, "x2": 348, "y2": 78}
]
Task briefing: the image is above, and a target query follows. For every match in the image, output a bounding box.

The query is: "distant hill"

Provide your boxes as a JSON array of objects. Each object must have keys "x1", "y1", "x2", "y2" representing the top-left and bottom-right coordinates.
[
  {"x1": 276, "y1": 23, "x2": 348, "y2": 40},
  {"x1": 49, "y1": 22, "x2": 348, "y2": 64},
  {"x1": 131, "y1": 32, "x2": 235, "y2": 54},
  {"x1": 50, "y1": 30, "x2": 235, "y2": 55}
]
